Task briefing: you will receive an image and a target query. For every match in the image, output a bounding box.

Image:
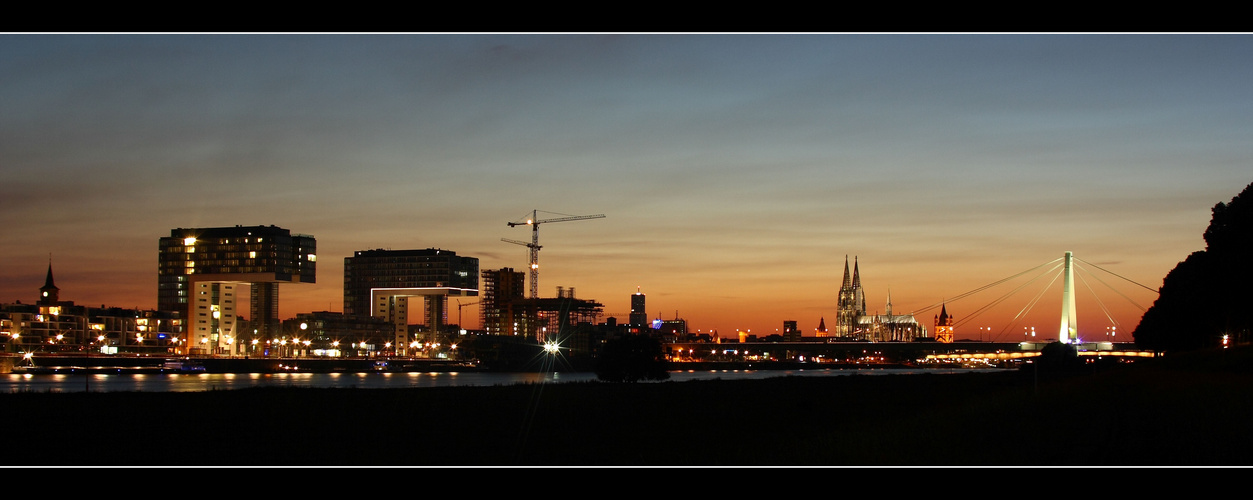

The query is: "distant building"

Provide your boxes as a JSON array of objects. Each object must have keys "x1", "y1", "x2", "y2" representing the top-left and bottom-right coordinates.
[
  {"x1": 282, "y1": 311, "x2": 393, "y2": 357},
  {"x1": 159, "y1": 226, "x2": 315, "y2": 355},
  {"x1": 481, "y1": 267, "x2": 525, "y2": 336},
  {"x1": 343, "y1": 248, "x2": 478, "y2": 352},
  {"x1": 630, "y1": 288, "x2": 647, "y2": 327},
  {"x1": 835, "y1": 256, "x2": 866, "y2": 337},
  {"x1": 4, "y1": 263, "x2": 181, "y2": 354},
  {"x1": 651, "y1": 314, "x2": 687, "y2": 338},
  {"x1": 934, "y1": 303, "x2": 954, "y2": 343},
  {"x1": 858, "y1": 290, "x2": 928, "y2": 341},
  {"x1": 524, "y1": 287, "x2": 603, "y2": 344},
  {"x1": 835, "y1": 256, "x2": 926, "y2": 341},
  {"x1": 783, "y1": 320, "x2": 801, "y2": 342}
]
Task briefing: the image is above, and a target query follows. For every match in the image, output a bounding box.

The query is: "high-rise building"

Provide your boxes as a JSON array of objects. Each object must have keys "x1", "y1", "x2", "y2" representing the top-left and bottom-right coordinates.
[
  {"x1": 343, "y1": 248, "x2": 478, "y2": 352},
  {"x1": 158, "y1": 225, "x2": 316, "y2": 355},
  {"x1": 481, "y1": 267, "x2": 525, "y2": 336},
  {"x1": 630, "y1": 288, "x2": 647, "y2": 327}
]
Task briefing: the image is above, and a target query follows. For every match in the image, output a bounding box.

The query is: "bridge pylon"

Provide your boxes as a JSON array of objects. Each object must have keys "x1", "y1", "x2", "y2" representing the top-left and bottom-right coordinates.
[{"x1": 1059, "y1": 251, "x2": 1077, "y2": 344}]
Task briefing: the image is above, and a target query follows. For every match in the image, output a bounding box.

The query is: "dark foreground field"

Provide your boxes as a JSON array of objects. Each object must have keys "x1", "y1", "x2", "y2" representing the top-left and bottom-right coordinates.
[{"x1": 7, "y1": 347, "x2": 1253, "y2": 466}]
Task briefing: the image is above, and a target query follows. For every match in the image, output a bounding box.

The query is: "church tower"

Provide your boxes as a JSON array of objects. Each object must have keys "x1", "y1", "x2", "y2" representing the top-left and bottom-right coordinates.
[
  {"x1": 836, "y1": 255, "x2": 866, "y2": 338},
  {"x1": 934, "y1": 303, "x2": 954, "y2": 343},
  {"x1": 39, "y1": 261, "x2": 59, "y2": 306}
]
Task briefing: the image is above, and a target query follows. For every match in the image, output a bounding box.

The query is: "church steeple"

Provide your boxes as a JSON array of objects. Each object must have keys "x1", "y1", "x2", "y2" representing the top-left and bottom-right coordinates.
[
  {"x1": 39, "y1": 260, "x2": 60, "y2": 306},
  {"x1": 934, "y1": 302, "x2": 954, "y2": 343},
  {"x1": 841, "y1": 255, "x2": 852, "y2": 288},
  {"x1": 852, "y1": 256, "x2": 861, "y2": 288}
]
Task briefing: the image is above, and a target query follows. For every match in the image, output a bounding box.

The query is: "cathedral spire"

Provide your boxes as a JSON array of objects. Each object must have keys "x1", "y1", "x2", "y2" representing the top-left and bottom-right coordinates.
[
  {"x1": 841, "y1": 255, "x2": 851, "y2": 288},
  {"x1": 852, "y1": 256, "x2": 861, "y2": 288},
  {"x1": 886, "y1": 289, "x2": 892, "y2": 316}
]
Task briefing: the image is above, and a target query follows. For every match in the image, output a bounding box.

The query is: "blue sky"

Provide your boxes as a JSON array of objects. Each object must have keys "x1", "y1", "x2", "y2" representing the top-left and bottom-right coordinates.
[{"x1": 3, "y1": 34, "x2": 1250, "y2": 340}]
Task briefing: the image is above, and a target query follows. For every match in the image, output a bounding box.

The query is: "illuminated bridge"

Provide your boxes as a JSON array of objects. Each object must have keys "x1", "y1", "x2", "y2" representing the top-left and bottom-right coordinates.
[
  {"x1": 667, "y1": 252, "x2": 1159, "y2": 364},
  {"x1": 662, "y1": 340, "x2": 1154, "y2": 366}
]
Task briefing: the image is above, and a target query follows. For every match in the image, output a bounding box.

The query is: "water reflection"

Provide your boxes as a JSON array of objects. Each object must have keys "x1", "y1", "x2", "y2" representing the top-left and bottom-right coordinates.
[{"x1": 1, "y1": 368, "x2": 975, "y2": 393}]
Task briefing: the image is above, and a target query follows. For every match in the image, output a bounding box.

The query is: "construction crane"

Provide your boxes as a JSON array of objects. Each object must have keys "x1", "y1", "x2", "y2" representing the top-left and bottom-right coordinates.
[
  {"x1": 456, "y1": 300, "x2": 479, "y2": 331},
  {"x1": 503, "y1": 209, "x2": 605, "y2": 299}
]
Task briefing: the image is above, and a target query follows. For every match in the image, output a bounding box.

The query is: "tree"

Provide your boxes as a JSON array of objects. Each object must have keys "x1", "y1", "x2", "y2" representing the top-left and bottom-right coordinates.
[
  {"x1": 1134, "y1": 181, "x2": 1253, "y2": 351},
  {"x1": 594, "y1": 334, "x2": 670, "y2": 383}
]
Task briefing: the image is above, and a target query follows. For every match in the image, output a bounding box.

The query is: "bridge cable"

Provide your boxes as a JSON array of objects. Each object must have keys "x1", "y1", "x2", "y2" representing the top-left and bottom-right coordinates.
[
  {"x1": 1073, "y1": 257, "x2": 1158, "y2": 293},
  {"x1": 954, "y1": 261, "x2": 1061, "y2": 330},
  {"x1": 1075, "y1": 266, "x2": 1119, "y2": 328},
  {"x1": 908, "y1": 257, "x2": 1064, "y2": 317},
  {"x1": 989, "y1": 266, "x2": 1063, "y2": 342},
  {"x1": 1073, "y1": 261, "x2": 1148, "y2": 313}
]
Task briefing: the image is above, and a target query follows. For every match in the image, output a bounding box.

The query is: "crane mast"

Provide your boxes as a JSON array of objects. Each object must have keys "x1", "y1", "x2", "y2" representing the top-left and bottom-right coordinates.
[{"x1": 503, "y1": 209, "x2": 605, "y2": 299}]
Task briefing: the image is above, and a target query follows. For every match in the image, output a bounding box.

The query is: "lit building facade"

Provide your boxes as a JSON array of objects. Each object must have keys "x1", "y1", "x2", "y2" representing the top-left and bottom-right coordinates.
[
  {"x1": 835, "y1": 256, "x2": 926, "y2": 341},
  {"x1": 4, "y1": 263, "x2": 181, "y2": 354},
  {"x1": 158, "y1": 225, "x2": 316, "y2": 355},
  {"x1": 934, "y1": 304, "x2": 954, "y2": 343},
  {"x1": 835, "y1": 256, "x2": 866, "y2": 337},
  {"x1": 280, "y1": 311, "x2": 393, "y2": 358},
  {"x1": 343, "y1": 248, "x2": 478, "y2": 352}
]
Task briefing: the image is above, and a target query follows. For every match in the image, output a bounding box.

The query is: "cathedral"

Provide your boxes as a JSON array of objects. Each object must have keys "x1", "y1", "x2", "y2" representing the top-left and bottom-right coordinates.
[{"x1": 832, "y1": 256, "x2": 927, "y2": 341}]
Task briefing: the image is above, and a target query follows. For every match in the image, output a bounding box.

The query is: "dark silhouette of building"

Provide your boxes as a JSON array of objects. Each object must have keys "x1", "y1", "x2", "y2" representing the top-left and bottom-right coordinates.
[
  {"x1": 783, "y1": 320, "x2": 800, "y2": 342},
  {"x1": 38, "y1": 262, "x2": 58, "y2": 307},
  {"x1": 630, "y1": 288, "x2": 647, "y2": 327},
  {"x1": 481, "y1": 267, "x2": 525, "y2": 336}
]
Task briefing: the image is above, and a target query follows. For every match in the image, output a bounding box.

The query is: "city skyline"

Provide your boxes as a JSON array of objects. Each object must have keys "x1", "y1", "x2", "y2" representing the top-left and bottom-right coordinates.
[{"x1": 3, "y1": 34, "x2": 1250, "y2": 341}]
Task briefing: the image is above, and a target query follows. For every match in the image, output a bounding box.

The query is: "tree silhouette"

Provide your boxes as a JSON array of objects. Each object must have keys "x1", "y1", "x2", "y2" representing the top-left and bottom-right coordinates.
[
  {"x1": 595, "y1": 334, "x2": 670, "y2": 383},
  {"x1": 1134, "y1": 181, "x2": 1253, "y2": 351}
]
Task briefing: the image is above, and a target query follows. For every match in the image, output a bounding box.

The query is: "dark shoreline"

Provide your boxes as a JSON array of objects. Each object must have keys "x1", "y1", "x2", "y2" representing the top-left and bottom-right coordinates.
[{"x1": 6, "y1": 346, "x2": 1251, "y2": 466}]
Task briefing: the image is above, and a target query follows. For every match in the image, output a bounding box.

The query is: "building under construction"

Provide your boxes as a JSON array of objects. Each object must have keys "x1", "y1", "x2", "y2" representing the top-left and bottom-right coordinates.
[
  {"x1": 481, "y1": 268, "x2": 526, "y2": 336},
  {"x1": 481, "y1": 268, "x2": 603, "y2": 343}
]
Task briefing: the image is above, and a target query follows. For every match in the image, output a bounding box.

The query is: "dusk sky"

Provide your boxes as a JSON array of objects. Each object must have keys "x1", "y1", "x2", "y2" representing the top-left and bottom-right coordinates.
[{"x1": 3, "y1": 34, "x2": 1250, "y2": 341}]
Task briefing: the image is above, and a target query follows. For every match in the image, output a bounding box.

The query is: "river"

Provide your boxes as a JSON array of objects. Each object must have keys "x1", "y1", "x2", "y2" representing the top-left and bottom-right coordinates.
[{"x1": 0, "y1": 367, "x2": 984, "y2": 393}]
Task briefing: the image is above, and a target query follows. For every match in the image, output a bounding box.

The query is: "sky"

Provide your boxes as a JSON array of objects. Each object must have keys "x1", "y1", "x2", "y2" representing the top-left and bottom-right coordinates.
[{"x1": 2, "y1": 33, "x2": 1250, "y2": 342}]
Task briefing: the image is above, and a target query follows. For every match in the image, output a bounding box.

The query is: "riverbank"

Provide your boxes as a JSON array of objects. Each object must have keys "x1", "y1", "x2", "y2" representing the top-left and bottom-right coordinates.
[
  {"x1": 0, "y1": 354, "x2": 481, "y2": 374},
  {"x1": 5, "y1": 346, "x2": 1251, "y2": 466}
]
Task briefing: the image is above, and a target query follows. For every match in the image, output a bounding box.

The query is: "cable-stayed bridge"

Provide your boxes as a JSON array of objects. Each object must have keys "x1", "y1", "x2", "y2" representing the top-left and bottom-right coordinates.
[
  {"x1": 664, "y1": 252, "x2": 1159, "y2": 364},
  {"x1": 906, "y1": 251, "x2": 1158, "y2": 346}
]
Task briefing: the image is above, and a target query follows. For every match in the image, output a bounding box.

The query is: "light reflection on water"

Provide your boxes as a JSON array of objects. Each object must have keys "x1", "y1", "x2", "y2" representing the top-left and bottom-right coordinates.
[{"x1": 0, "y1": 367, "x2": 980, "y2": 393}]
